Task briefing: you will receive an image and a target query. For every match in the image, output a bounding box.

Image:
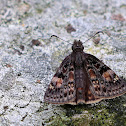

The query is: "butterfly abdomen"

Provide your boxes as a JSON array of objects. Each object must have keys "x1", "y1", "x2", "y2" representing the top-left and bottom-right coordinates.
[{"x1": 73, "y1": 51, "x2": 90, "y2": 104}]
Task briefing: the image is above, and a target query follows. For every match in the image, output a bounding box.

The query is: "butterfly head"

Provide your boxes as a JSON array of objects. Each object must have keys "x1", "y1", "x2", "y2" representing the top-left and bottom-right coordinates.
[{"x1": 72, "y1": 40, "x2": 84, "y2": 52}]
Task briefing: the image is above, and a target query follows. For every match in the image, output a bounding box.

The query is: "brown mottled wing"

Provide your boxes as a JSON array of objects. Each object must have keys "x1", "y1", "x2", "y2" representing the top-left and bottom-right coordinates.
[
  {"x1": 85, "y1": 53, "x2": 126, "y2": 99},
  {"x1": 44, "y1": 55, "x2": 76, "y2": 104}
]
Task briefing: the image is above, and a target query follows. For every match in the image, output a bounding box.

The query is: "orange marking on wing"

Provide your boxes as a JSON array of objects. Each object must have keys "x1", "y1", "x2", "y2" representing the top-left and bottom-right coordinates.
[
  {"x1": 56, "y1": 78, "x2": 63, "y2": 88},
  {"x1": 78, "y1": 87, "x2": 83, "y2": 91},
  {"x1": 69, "y1": 71, "x2": 74, "y2": 81},
  {"x1": 52, "y1": 77, "x2": 58, "y2": 82},
  {"x1": 102, "y1": 70, "x2": 113, "y2": 81},
  {"x1": 88, "y1": 69, "x2": 96, "y2": 79},
  {"x1": 86, "y1": 89, "x2": 95, "y2": 100},
  {"x1": 87, "y1": 90, "x2": 92, "y2": 95}
]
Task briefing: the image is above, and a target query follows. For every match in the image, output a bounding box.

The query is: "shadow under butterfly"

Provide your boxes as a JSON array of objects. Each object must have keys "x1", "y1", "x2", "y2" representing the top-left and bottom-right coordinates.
[{"x1": 44, "y1": 40, "x2": 126, "y2": 105}]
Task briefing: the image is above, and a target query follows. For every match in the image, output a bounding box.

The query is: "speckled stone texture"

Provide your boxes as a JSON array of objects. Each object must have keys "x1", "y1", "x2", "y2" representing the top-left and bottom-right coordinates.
[{"x1": 0, "y1": 0, "x2": 126, "y2": 125}]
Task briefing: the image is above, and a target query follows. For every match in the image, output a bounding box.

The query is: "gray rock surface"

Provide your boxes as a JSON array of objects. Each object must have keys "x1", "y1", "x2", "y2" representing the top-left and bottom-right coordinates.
[{"x1": 0, "y1": 0, "x2": 126, "y2": 125}]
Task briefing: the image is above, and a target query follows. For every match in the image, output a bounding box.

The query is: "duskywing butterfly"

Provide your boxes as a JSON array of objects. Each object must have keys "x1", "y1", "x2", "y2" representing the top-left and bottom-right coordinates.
[{"x1": 44, "y1": 40, "x2": 126, "y2": 105}]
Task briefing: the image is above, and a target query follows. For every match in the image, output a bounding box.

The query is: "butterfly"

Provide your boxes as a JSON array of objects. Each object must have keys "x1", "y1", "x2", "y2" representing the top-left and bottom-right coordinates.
[{"x1": 44, "y1": 40, "x2": 126, "y2": 105}]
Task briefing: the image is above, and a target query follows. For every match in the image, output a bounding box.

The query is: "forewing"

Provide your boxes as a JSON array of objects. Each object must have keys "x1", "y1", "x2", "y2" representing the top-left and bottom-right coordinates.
[
  {"x1": 44, "y1": 54, "x2": 76, "y2": 104},
  {"x1": 85, "y1": 53, "x2": 126, "y2": 99}
]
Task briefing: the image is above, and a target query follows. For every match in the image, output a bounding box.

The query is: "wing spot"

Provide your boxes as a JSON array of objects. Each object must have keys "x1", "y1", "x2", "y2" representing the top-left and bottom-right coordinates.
[
  {"x1": 64, "y1": 93, "x2": 67, "y2": 97},
  {"x1": 116, "y1": 89, "x2": 119, "y2": 94},
  {"x1": 96, "y1": 80, "x2": 99, "y2": 84},
  {"x1": 98, "y1": 87, "x2": 100, "y2": 91},
  {"x1": 92, "y1": 80, "x2": 99, "y2": 85},
  {"x1": 71, "y1": 83, "x2": 74, "y2": 88},
  {"x1": 71, "y1": 91, "x2": 74, "y2": 94},
  {"x1": 60, "y1": 95, "x2": 63, "y2": 98},
  {"x1": 68, "y1": 82, "x2": 74, "y2": 88},
  {"x1": 106, "y1": 83, "x2": 109, "y2": 87},
  {"x1": 113, "y1": 75, "x2": 119, "y2": 82},
  {"x1": 64, "y1": 63, "x2": 69, "y2": 68},
  {"x1": 68, "y1": 83, "x2": 71, "y2": 88},
  {"x1": 95, "y1": 87, "x2": 98, "y2": 91},
  {"x1": 69, "y1": 91, "x2": 74, "y2": 96},
  {"x1": 92, "y1": 80, "x2": 96, "y2": 84},
  {"x1": 56, "y1": 88, "x2": 60, "y2": 93},
  {"x1": 122, "y1": 85, "x2": 124, "y2": 88},
  {"x1": 101, "y1": 80, "x2": 104, "y2": 84},
  {"x1": 94, "y1": 63, "x2": 100, "y2": 69},
  {"x1": 55, "y1": 72, "x2": 65, "y2": 79},
  {"x1": 94, "y1": 86, "x2": 100, "y2": 92},
  {"x1": 69, "y1": 91, "x2": 71, "y2": 95},
  {"x1": 103, "y1": 87, "x2": 106, "y2": 92},
  {"x1": 113, "y1": 91, "x2": 116, "y2": 94},
  {"x1": 69, "y1": 66, "x2": 74, "y2": 71},
  {"x1": 64, "y1": 85, "x2": 67, "y2": 89},
  {"x1": 49, "y1": 84, "x2": 54, "y2": 89}
]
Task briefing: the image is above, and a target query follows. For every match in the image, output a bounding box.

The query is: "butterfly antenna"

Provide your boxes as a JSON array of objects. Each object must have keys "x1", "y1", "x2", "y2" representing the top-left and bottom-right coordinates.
[
  {"x1": 84, "y1": 31, "x2": 104, "y2": 43},
  {"x1": 50, "y1": 35, "x2": 73, "y2": 44},
  {"x1": 50, "y1": 35, "x2": 68, "y2": 43}
]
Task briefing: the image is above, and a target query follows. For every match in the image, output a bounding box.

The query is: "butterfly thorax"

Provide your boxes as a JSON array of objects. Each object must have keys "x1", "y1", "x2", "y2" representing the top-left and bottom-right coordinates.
[
  {"x1": 72, "y1": 40, "x2": 85, "y2": 68},
  {"x1": 72, "y1": 51, "x2": 84, "y2": 68}
]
